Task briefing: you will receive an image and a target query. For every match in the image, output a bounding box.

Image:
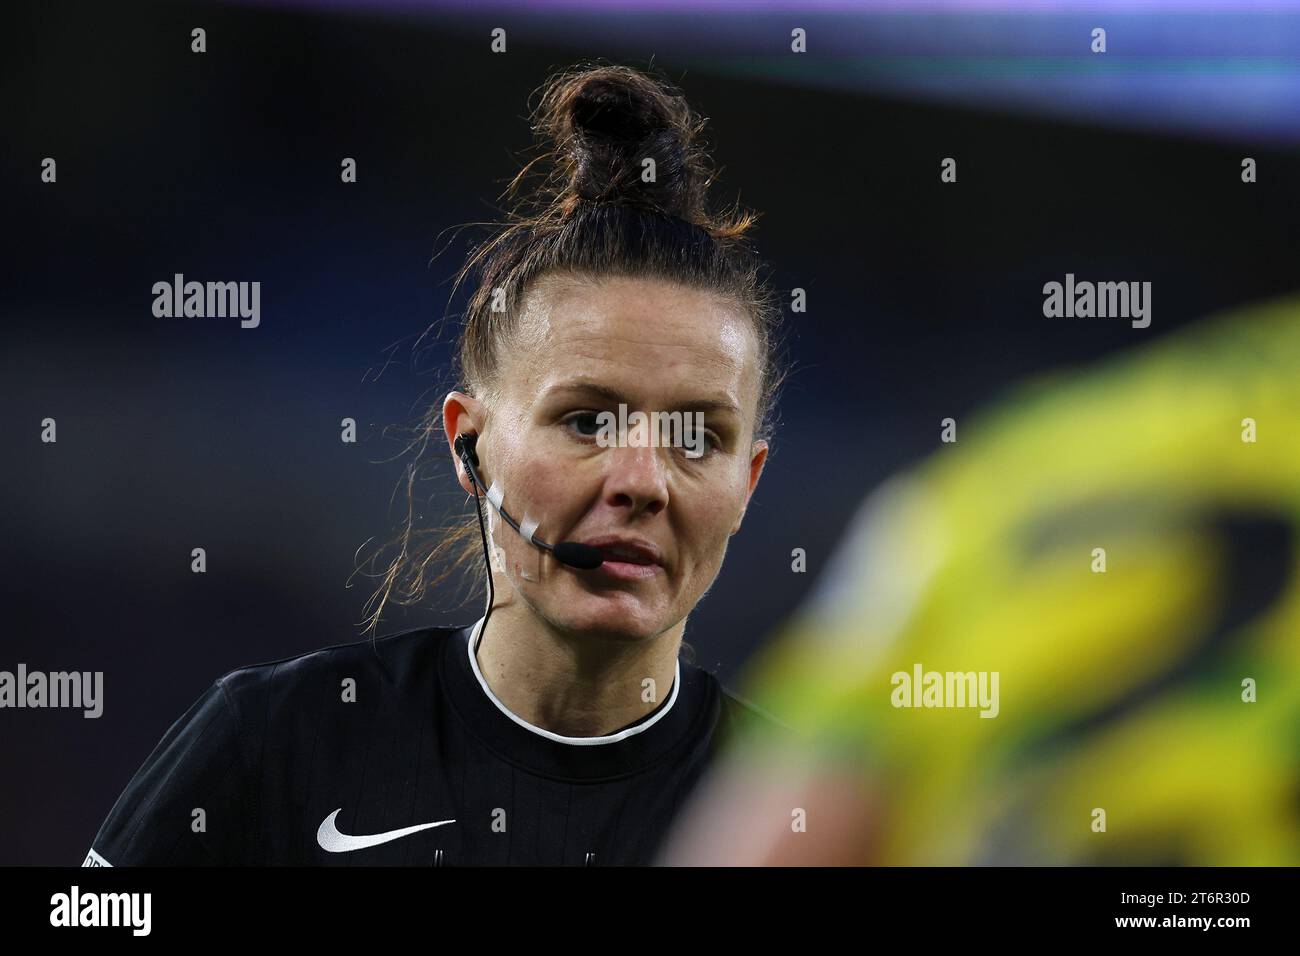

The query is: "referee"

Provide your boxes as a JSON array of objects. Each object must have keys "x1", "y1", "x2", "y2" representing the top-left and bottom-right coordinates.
[{"x1": 85, "y1": 62, "x2": 788, "y2": 866}]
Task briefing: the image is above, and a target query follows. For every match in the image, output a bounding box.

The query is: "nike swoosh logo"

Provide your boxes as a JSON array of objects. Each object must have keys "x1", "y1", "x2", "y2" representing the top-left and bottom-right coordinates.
[{"x1": 316, "y1": 808, "x2": 456, "y2": 853}]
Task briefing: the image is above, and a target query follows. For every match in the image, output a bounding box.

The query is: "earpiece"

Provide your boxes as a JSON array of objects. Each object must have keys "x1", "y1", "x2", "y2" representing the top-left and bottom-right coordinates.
[{"x1": 455, "y1": 432, "x2": 480, "y2": 469}]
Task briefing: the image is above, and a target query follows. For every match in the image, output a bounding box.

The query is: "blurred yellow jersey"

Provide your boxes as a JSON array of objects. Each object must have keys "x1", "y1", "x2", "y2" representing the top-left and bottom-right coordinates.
[{"x1": 738, "y1": 295, "x2": 1300, "y2": 865}]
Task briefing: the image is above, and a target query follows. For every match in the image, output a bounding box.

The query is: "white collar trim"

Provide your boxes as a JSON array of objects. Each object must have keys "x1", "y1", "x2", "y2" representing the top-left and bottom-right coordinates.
[{"x1": 466, "y1": 615, "x2": 681, "y2": 746}]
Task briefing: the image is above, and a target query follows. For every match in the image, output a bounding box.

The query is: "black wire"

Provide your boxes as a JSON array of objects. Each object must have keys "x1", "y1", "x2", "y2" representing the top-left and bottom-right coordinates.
[{"x1": 466, "y1": 468, "x2": 495, "y2": 655}]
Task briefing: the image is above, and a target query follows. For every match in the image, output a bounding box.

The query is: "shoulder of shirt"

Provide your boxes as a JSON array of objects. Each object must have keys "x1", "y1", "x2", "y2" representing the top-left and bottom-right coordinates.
[
  {"x1": 210, "y1": 623, "x2": 467, "y2": 699},
  {"x1": 679, "y1": 659, "x2": 794, "y2": 743},
  {"x1": 718, "y1": 687, "x2": 793, "y2": 735}
]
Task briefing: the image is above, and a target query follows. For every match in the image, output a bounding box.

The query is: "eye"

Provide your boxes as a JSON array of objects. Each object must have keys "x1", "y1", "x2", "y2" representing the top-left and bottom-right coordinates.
[
  {"x1": 561, "y1": 411, "x2": 603, "y2": 439},
  {"x1": 560, "y1": 410, "x2": 723, "y2": 457},
  {"x1": 679, "y1": 426, "x2": 722, "y2": 458}
]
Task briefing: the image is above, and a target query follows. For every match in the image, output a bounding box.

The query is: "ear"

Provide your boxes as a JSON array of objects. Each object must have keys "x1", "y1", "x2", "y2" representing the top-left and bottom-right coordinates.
[
  {"x1": 443, "y1": 391, "x2": 484, "y2": 496},
  {"x1": 731, "y1": 439, "x2": 769, "y2": 535}
]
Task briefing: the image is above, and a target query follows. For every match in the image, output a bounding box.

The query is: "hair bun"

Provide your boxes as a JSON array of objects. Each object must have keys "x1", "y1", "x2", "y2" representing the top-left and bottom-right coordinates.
[
  {"x1": 568, "y1": 74, "x2": 667, "y2": 145},
  {"x1": 531, "y1": 64, "x2": 709, "y2": 223}
]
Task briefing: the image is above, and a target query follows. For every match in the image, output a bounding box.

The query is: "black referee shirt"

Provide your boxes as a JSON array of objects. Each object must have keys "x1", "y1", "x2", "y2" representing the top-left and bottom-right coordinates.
[{"x1": 84, "y1": 619, "x2": 775, "y2": 866}]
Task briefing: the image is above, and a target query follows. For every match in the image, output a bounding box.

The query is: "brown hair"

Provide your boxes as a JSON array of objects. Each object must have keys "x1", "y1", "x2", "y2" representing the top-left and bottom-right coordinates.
[{"x1": 358, "y1": 61, "x2": 787, "y2": 640}]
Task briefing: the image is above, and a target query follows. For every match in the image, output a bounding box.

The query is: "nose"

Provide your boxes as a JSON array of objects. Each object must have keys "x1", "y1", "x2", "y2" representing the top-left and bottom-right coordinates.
[{"x1": 602, "y1": 444, "x2": 669, "y2": 518}]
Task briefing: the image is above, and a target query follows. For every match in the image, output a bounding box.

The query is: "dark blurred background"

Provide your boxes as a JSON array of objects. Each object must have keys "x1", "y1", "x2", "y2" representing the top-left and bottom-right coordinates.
[{"x1": 2, "y1": 0, "x2": 1298, "y2": 864}]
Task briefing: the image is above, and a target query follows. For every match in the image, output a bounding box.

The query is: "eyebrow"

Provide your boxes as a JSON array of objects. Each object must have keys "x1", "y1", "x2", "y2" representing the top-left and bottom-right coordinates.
[{"x1": 541, "y1": 380, "x2": 742, "y2": 416}]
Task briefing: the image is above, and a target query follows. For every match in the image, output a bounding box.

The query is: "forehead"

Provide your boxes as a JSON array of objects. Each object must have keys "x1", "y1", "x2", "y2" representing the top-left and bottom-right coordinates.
[{"x1": 505, "y1": 272, "x2": 759, "y2": 412}]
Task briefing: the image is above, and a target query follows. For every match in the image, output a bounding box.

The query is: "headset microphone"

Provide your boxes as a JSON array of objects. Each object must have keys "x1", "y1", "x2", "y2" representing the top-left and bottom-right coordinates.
[{"x1": 455, "y1": 433, "x2": 605, "y2": 571}]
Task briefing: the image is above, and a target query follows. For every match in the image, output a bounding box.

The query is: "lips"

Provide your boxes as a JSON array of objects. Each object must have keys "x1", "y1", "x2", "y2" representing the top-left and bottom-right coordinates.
[{"x1": 580, "y1": 535, "x2": 664, "y2": 568}]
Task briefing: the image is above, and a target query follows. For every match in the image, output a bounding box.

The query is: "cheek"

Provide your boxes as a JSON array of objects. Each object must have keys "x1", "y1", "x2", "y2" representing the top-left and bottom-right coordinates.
[
  {"x1": 678, "y1": 470, "x2": 748, "y2": 563},
  {"x1": 499, "y1": 452, "x2": 579, "y2": 533}
]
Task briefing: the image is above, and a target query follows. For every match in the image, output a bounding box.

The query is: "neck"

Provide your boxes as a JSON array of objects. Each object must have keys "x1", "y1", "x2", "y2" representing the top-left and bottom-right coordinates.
[{"x1": 473, "y1": 593, "x2": 683, "y2": 738}]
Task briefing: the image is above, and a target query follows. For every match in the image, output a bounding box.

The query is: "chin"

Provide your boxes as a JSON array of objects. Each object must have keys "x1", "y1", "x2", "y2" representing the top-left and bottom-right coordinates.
[{"x1": 548, "y1": 588, "x2": 671, "y2": 643}]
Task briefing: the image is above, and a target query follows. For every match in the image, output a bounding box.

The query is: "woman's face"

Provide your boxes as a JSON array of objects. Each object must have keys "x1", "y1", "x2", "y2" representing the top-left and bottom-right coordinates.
[{"x1": 444, "y1": 272, "x2": 769, "y2": 643}]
